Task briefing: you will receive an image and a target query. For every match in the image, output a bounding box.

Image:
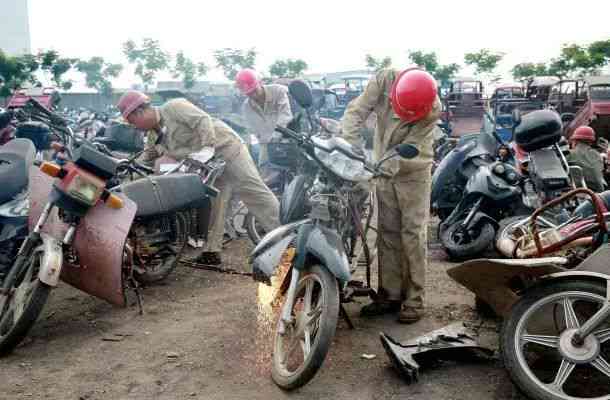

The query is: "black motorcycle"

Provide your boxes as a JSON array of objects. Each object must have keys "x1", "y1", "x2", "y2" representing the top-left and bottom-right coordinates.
[{"x1": 439, "y1": 158, "x2": 524, "y2": 259}]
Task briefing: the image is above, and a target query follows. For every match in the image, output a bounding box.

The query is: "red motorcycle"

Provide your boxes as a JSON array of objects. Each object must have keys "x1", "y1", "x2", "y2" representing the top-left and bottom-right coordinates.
[{"x1": 0, "y1": 114, "x2": 219, "y2": 355}]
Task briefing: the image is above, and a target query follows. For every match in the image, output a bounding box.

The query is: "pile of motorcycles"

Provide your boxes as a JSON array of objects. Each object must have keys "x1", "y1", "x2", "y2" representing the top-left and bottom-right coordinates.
[{"x1": 433, "y1": 101, "x2": 610, "y2": 399}]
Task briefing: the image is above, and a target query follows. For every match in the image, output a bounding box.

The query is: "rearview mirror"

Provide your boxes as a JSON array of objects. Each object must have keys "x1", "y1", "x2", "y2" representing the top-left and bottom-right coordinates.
[
  {"x1": 288, "y1": 80, "x2": 314, "y2": 109},
  {"x1": 396, "y1": 143, "x2": 419, "y2": 159}
]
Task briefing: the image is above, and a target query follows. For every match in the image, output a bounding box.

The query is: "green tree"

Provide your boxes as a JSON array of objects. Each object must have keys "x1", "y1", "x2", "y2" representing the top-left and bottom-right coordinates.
[
  {"x1": 408, "y1": 50, "x2": 460, "y2": 87},
  {"x1": 213, "y1": 48, "x2": 257, "y2": 81},
  {"x1": 122, "y1": 38, "x2": 171, "y2": 90},
  {"x1": 464, "y1": 49, "x2": 504, "y2": 83},
  {"x1": 511, "y1": 62, "x2": 548, "y2": 81},
  {"x1": 547, "y1": 41, "x2": 610, "y2": 78},
  {"x1": 172, "y1": 51, "x2": 207, "y2": 90},
  {"x1": 408, "y1": 50, "x2": 439, "y2": 72},
  {"x1": 76, "y1": 57, "x2": 123, "y2": 97},
  {"x1": 269, "y1": 58, "x2": 308, "y2": 78},
  {"x1": 0, "y1": 51, "x2": 40, "y2": 97},
  {"x1": 365, "y1": 54, "x2": 392, "y2": 72},
  {"x1": 38, "y1": 50, "x2": 78, "y2": 90},
  {"x1": 464, "y1": 49, "x2": 504, "y2": 75}
]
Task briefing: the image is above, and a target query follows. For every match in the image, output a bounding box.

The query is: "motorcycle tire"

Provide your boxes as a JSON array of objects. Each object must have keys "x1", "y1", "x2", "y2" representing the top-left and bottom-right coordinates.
[
  {"x1": 440, "y1": 220, "x2": 495, "y2": 260},
  {"x1": 0, "y1": 244, "x2": 51, "y2": 356},
  {"x1": 501, "y1": 280, "x2": 608, "y2": 400},
  {"x1": 271, "y1": 264, "x2": 340, "y2": 390},
  {"x1": 245, "y1": 213, "x2": 266, "y2": 245},
  {"x1": 133, "y1": 212, "x2": 188, "y2": 284}
]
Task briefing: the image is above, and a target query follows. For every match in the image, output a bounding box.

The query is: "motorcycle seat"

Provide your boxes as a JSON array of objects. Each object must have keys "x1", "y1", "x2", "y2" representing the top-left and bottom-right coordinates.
[
  {"x1": 120, "y1": 173, "x2": 215, "y2": 218},
  {"x1": 0, "y1": 139, "x2": 36, "y2": 204}
]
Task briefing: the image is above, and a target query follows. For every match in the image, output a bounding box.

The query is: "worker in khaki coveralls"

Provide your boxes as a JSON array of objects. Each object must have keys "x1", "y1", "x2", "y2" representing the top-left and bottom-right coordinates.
[
  {"x1": 117, "y1": 91, "x2": 280, "y2": 265},
  {"x1": 236, "y1": 68, "x2": 293, "y2": 170},
  {"x1": 341, "y1": 68, "x2": 440, "y2": 324}
]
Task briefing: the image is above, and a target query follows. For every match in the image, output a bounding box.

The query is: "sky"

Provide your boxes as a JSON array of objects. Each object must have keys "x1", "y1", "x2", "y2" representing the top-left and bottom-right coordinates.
[{"x1": 25, "y1": 0, "x2": 610, "y2": 88}]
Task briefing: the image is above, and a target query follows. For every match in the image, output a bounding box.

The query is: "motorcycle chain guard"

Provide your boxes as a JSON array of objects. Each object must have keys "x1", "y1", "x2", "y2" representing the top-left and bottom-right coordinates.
[{"x1": 380, "y1": 322, "x2": 494, "y2": 384}]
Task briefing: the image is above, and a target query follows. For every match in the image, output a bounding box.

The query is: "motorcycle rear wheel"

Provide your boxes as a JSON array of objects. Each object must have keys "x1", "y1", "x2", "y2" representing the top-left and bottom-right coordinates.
[
  {"x1": 501, "y1": 280, "x2": 610, "y2": 400},
  {"x1": 133, "y1": 212, "x2": 188, "y2": 284},
  {"x1": 271, "y1": 264, "x2": 340, "y2": 390},
  {"x1": 0, "y1": 243, "x2": 50, "y2": 356}
]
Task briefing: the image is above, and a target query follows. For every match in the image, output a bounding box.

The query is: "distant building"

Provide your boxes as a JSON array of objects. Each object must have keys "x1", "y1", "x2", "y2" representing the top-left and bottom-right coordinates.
[
  {"x1": 0, "y1": 0, "x2": 31, "y2": 56},
  {"x1": 156, "y1": 81, "x2": 235, "y2": 96}
]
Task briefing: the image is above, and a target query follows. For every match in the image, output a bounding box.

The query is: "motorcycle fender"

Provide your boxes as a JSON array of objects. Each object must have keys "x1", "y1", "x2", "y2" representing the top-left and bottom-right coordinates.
[
  {"x1": 252, "y1": 234, "x2": 296, "y2": 284},
  {"x1": 467, "y1": 211, "x2": 498, "y2": 230},
  {"x1": 37, "y1": 233, "x2": 64, "y2": 287},
  {"x1": 447, "y1": 257, "x2": 567, "y2": 317},
  {"x1": 303, "y1": 225, "x2": 351, "y2": 283},
  {"x1": 251, "y1": 219, "x2": 309, "y2": 259}
]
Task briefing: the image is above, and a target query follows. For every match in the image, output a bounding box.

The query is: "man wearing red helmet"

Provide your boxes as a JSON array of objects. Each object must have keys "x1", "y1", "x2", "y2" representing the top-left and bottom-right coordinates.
[
  {"x1": 116, "y1": 91, "x2": 280, "y2": 265},
  {"x1": 342, "y1": 68, "x2": 441, "y2": 324},
  {"x1": 568, "y1": 125, "x2": 605, "y2": 192},
  {"x1": 236, "y1": 69, "x2": 293, "y2": 169}
]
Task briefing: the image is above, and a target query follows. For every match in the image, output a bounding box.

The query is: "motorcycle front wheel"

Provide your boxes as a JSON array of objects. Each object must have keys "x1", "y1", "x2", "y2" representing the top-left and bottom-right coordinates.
[
  {"x1": 440, "y1": 218, "x2": 495, "y2": 260},
  {"x1": 0, "y1": 242, "x2": 50, "y2": 356},
  {"x1": 501, "y1": 280, "x2": 610, "y2": 400},
  {"x1": 271, "y1": 264, "x2": 340, "y2": 390}
]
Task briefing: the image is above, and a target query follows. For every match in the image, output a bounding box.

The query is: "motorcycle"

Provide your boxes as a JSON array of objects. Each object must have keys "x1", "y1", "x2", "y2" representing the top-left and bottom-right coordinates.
[
  {"x1": 448, "y1": 189, "x2": 610, "y2": 400},
  {"x1": 0, "y1": 108, "x2": 220, "y2": 355},
  {"x1": 439, "y1": 156, "x2": 525, "y2": 259},
  {"x1": 250, "y1": 80, "x2": 419, "y2": 390}
]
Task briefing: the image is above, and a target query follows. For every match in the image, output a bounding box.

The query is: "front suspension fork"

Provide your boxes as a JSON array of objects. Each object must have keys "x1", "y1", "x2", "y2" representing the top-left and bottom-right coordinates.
[{"x1": 0, "y1": 203, "x2": 54, "y2": 310}]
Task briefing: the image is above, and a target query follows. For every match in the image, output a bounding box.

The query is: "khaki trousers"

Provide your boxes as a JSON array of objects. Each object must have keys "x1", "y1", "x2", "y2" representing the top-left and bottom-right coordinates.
[
  {"x1": 205, "y1": 145, "x2": 280, "y2": 252},
  {"x1": 376, "y1": 170, "x2": 431, "y2": 307}
]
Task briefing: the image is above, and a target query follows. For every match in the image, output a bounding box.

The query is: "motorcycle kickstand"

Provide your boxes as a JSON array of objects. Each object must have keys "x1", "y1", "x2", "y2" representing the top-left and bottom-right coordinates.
[{"x1": 127, "y1": 275, "x2": 144, "y2": 315}]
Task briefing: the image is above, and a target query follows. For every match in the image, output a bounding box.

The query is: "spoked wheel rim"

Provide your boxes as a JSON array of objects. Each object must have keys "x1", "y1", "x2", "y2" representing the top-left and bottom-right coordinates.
[
  {"x1": 231, "y1": 202, "x2": 249, "y2": 236},
  {"x1": 0, "y1": 250, "x2": 42, "y2": 341},
  {"x1": 273, "y1": 274, "x2": 325, "y2": 377},
  {"x1": 514, "y1": 290, "x2": 610, "y2": 399}
]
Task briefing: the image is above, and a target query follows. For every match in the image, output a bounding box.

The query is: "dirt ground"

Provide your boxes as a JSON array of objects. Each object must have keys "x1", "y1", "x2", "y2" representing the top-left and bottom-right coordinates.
[{"x1": 0, "y1": 230, "x2": 526, "y2": 400}]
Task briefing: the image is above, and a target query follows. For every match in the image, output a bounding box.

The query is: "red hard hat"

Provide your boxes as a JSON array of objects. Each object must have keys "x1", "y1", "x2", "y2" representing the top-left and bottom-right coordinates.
[
  {"x1": 571, "y1": 126, "x2": 596, "y2": 143},
  {"x1": 390, "y1": 68, "x2": 437, "y2": 123},
  {"x1": 235, "y1": 69, "x2": 260, "y2": 95},
  {"x1": 117, "y1": 91, "x2": 150, "y2": 119}
]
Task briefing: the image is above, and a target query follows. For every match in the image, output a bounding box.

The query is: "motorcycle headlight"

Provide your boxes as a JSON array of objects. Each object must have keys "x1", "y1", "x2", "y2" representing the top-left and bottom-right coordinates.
[
  {"x1": 65, "y1": 174, "x2": 104, "y2": 205},
  {"x1": 494, "y1": 163, "x2": 506, "y2": 175}
]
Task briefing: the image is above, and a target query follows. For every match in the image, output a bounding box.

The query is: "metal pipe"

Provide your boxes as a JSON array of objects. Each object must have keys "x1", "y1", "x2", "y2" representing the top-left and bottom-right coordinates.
[
  {"x1": 63, "y1": 225, "x2": 77, "y2": 245},
  {"x1": 574, "y1": 301, "x2": 610, "y2": 345}
]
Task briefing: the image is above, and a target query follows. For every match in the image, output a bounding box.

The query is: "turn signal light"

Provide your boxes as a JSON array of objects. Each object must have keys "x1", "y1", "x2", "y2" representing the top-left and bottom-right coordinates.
[
  {"x1": 106, "y1": 194, "x2": 124, "y2": 209},
  {"x1": 40, "y1": 162, "x2": 62, "y2": 177}
]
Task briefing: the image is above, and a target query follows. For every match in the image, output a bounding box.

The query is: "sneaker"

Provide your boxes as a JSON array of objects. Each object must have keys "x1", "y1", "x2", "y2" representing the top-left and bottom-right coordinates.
[
  {"x1": 397, "y1": 305, "x2": 423, "y2": 324},
  {"x1": 360, "y1": 300, "x2": 401, "y2": 317},
  {"x1": 195, "y1": 252, "x2": 222, "y2": 266}
]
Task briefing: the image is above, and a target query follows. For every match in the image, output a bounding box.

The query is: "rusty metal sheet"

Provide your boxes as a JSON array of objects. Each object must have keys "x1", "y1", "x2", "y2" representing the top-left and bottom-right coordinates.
[
  {"x1": 28, "y1": 166, "x2": 137, "y2": 306},
  {"x1": 447, "y1": 258, "x2": 566, "y2": 317}
]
